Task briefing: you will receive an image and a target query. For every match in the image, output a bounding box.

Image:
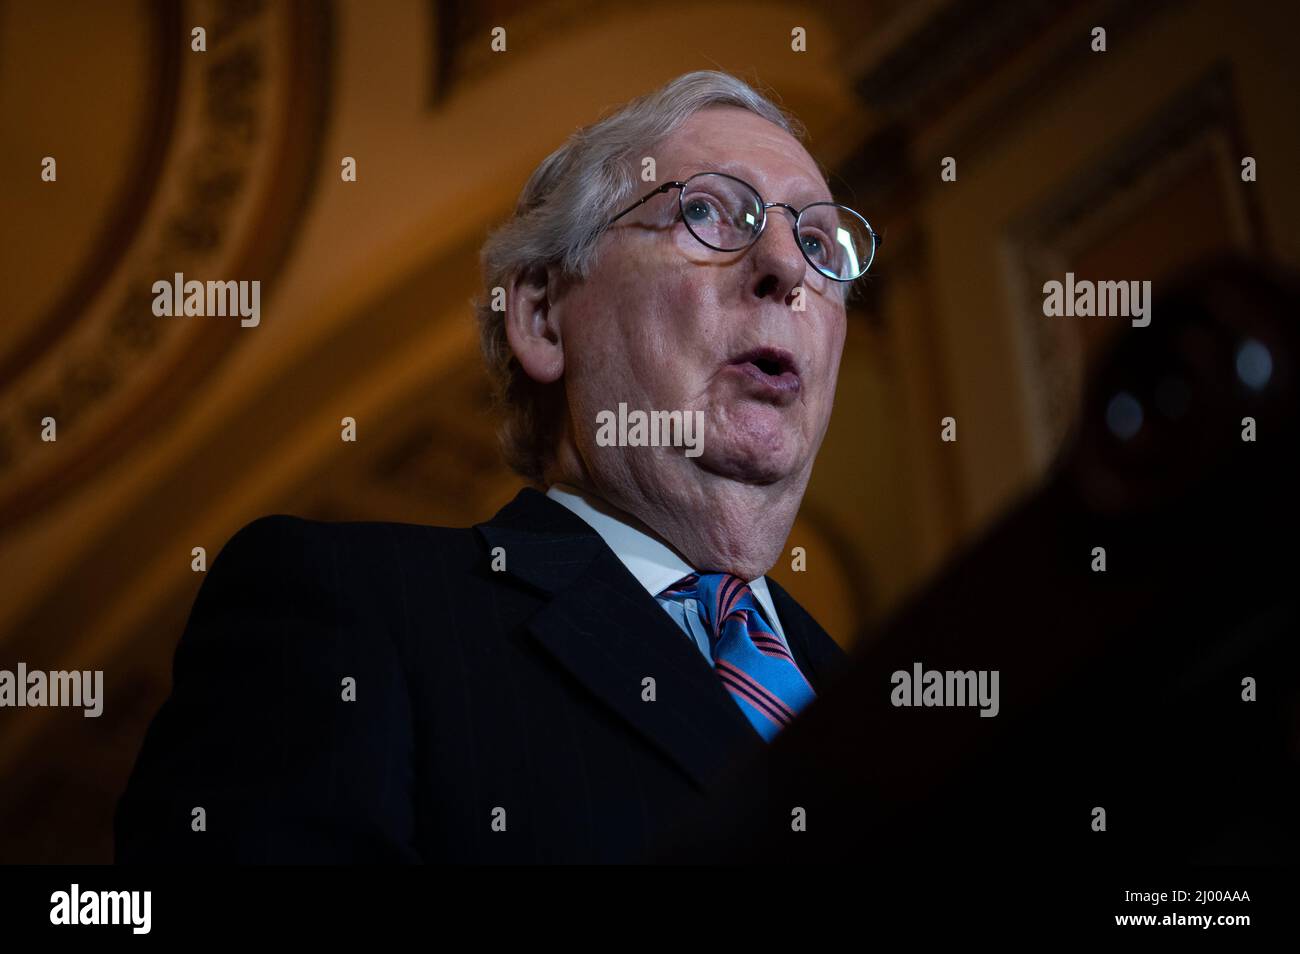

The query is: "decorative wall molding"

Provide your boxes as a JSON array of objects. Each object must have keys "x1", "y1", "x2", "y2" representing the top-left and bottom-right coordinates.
[{"x1": 1001, "y1": 63, "x2": 1265, "y2": 470}]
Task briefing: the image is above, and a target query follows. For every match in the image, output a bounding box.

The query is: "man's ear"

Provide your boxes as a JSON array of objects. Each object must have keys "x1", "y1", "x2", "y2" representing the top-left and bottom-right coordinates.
[{"x1": 505, "y1": 263, "x2": 564, "y2": 385}]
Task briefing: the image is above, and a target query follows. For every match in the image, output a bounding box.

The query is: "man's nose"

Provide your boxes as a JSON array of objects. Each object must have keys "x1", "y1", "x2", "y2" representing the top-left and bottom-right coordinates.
[{"x1": 748, "y1": 208, "x2": 808, "y2": 304}]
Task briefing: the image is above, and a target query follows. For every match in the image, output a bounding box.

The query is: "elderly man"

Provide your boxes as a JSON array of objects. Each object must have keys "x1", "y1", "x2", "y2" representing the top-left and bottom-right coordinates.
[{"x1": 115, "y1": 70, "x2": 879, "y2": 864}]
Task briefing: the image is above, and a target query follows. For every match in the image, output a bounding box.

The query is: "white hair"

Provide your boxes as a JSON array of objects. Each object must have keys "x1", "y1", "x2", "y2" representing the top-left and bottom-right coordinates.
[{"x1": 473, "y1": 69, "x2": 839, "y2": 484}]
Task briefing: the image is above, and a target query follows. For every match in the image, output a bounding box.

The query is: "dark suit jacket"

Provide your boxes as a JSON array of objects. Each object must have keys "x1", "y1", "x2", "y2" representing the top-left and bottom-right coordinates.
[{"x1": 114, "y1": 487, "x2": 850, "y2": 863}]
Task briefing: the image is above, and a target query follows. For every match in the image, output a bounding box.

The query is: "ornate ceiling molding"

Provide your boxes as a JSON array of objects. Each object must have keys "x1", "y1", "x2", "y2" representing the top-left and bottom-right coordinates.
[{"x1": 0, "y1": 0, "x2": 334, "y2": 532}]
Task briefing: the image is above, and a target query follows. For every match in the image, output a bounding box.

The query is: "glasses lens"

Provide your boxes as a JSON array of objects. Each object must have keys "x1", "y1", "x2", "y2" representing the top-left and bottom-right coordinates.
[
  {"x1": 679, "y1": 174, "x2": 763, "y2": 251},
  {"x1": 797, "y1": 203, "x2": 875, "y2": 281}
]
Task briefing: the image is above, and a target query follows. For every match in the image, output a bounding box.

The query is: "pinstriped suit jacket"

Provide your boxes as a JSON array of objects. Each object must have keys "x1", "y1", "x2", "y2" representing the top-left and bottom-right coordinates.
[{"x1": 114, "y1": 487, "x2": 850, "y2": 863}]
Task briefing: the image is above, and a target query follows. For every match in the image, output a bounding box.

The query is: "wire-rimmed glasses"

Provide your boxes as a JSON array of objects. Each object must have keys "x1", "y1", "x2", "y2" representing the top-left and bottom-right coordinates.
[{"x1": 602, "y1": 171, "x2": 881, "y2": 282}]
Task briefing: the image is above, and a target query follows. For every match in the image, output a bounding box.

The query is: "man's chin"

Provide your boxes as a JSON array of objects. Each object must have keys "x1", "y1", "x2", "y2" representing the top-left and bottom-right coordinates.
[{"x1": 695, "y1": 443, "x2": 801, "y2": 486}]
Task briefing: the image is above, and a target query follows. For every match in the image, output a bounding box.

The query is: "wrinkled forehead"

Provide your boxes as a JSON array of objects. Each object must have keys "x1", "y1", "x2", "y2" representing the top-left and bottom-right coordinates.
[{"x1": 656, "y1": 108, "x2": 833, "y2": 207}]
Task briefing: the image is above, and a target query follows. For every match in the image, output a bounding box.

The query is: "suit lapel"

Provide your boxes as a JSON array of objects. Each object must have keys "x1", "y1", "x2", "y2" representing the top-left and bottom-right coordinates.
[
  {"x1": 766, "y1": 577, "x2": 851, "y2": 694},
  {"x1": 476, "y1": 488, "x2": 763, "y2": 792}
]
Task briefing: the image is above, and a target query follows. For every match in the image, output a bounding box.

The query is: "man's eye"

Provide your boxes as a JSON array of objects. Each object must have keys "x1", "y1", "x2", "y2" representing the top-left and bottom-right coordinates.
[{"x1": 683, "y1": 199, "x2": 714, "y2": 223}]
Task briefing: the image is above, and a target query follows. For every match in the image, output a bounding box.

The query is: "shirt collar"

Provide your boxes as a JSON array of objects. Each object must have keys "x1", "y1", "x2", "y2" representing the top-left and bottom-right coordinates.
[{"x1": 544, "y1": 483, "x2": 786, "y2": 638}]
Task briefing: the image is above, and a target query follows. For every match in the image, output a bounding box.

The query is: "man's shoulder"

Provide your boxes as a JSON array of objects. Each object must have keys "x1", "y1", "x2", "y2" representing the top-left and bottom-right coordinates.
[
  {"x1": 219, "y1": 512, "x2": 481, "y2": 563},
  {"x1": 218, "y1": 487, "x2": 568, "y2": 564},
  {"x1": 205, "y1": 489, "x2": 578, "y2": 604},
  {"x1": 206, "y1": 513, "x2": 488, "y2": 603}
]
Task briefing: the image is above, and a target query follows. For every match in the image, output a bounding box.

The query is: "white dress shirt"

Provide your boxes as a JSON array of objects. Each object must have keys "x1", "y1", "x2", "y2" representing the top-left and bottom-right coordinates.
[{"x1": 544, "y1": 483, "x2": 790, "y2": 661}]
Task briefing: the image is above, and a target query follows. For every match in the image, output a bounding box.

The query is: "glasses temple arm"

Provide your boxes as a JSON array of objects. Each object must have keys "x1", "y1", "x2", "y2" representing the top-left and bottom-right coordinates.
[{"x1": 605, "y1": 182, "x2": 685, "y2": 227}]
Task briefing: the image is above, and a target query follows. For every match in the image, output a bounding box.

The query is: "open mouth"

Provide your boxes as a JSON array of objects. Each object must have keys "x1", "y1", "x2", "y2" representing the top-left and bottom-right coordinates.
[{"x1": 728, "y1": 346, "x2": 801, "y2": 395}]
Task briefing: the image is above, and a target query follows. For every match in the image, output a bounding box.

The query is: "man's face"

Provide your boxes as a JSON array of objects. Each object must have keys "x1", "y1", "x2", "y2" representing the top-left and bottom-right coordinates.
[{"x1": 557, "y1": 106, "x2": 848, "y2": 495}]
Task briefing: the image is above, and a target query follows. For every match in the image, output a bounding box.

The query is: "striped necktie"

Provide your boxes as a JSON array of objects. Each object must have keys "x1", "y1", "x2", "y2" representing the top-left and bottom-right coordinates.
[{"x1": 657, "y1": 572, "x2": 816, "y2": 741}]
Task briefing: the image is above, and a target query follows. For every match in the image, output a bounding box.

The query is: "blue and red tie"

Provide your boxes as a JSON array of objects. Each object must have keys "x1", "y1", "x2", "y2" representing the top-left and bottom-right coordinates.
[{"x1": 657, "y1": 572, "x2": 816, "y2": 741}]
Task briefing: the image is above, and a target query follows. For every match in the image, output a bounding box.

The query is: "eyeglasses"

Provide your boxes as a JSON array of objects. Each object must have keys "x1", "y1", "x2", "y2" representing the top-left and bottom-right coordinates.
[{"x1": 602, "y1": 171, "x2": 881, "y2": 282}]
